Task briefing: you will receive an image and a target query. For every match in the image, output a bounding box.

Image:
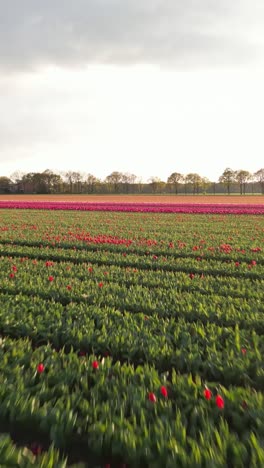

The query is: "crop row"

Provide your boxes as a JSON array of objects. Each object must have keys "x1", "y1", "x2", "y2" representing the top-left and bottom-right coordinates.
[
  {"x1": 1, "y1": 265, "x2": 263, "y2": 327},
  {"x1": 0, "y1": 236, "x2": 264, "y2": 269},
  {"x1": 0, "y1": 292, "x2": 263, "y2": 389},
  {"x1": 1, "y1": 335, "x2": 264, "y2": 467},
  {"x1": 0, "y1": 244, "x2": 263, "y2": 286},
  {"x1": 1, "y1": 252, "x2": 264, "y2": 302},
  {"x1": 0, "y1": 210, "x2": 263, "y2": 256},
  {"x1": 0, "y1": 247, "x2": 264, "y2": 315},
  {"x1": 0, "y1": 200, "x2": 264, "y2": 214}
]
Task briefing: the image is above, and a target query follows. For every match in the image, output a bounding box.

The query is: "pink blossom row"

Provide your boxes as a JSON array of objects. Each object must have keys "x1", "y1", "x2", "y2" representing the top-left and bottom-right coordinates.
[{"x1": 0, "y1": 200, "x2": 264, "y2": 214}]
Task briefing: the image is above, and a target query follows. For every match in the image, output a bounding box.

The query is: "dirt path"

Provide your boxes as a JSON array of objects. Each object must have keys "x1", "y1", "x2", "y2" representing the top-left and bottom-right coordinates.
[{"x1": 0, "y1": 194, "x2": 263, "y2": 204}]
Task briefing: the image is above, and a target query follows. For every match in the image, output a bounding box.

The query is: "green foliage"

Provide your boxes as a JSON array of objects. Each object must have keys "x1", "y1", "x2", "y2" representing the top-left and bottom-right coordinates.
[{"x1": 0, "y1": 209, "x2": 263, "y2": 466}]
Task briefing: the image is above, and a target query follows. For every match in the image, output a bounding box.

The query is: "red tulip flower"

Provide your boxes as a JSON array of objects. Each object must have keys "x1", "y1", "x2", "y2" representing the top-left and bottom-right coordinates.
[
  {"x1": 98, "y1": 282, "x2": 104, "y2": 288},
  {"x1": 160, "y1": 386, "x2": 168, "y2": 398},
  {"x1": 30, "y1": 443, "x2": 43, "y2": 455},
  {"x1": 204, "y1": 388, "x2": 212, "y2": 400},
  {"x1": 9, "y1": 273, "x2": 15, "y2": 278},
  {"x1": 66, "y1": 285, "x2": 72, "y2": 290},
  {"x1": 148, "y1": 392, "x2": 156, "y2": 403},
  {"x1": 37, "y1": 363, "x2": 45, "y2": 373},
  {"x1": 216, "y1": 395, "x2": 224, "y2": 409},
  {"x1": 241, "y1": 348, "x2": 247, "y2": 355},
  {"x1": 92, "y1": 360, "x2": 99, "y2": 369},
  {"x1": 48, "y1": 276, "x2": 54, "y2": 282},
  {"x1": 189, "y1": 273, "x2": 195, "y2": 279}
]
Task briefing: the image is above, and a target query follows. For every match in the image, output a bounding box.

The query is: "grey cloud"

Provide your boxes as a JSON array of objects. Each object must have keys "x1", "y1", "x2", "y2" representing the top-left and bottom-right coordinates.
[
  {"x1": 0, "y1": 0, "x2": 263, "y2": 71},
  {"x1": 0, "y1": 114, "x2": 62, "y2": 153}
]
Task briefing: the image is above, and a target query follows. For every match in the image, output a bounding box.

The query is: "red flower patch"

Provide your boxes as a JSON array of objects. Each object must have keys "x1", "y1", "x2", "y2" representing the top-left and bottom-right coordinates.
[
  {"x1": 148, "y1": 392, "x2": 156, "y2": 403},
  {"x1": 160, "y1": 386, "x2": 168, "y2": 398},
  {"x1": 204, "y1": 388, "x2": 212, "y2": 400},
  {"x1": 216, "y1": 395, "x2": 224, "y2": 409},
  {"x1": 30, "y1": 442, "x2": 43, "y2": 456},
  {"x1": 37, "y1": 363, "x2": 45, "y2": 373}
]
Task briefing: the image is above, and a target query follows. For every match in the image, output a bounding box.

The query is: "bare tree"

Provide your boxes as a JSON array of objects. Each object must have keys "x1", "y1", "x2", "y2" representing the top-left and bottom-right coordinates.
[
  {"x1": 42, "y1": 169, "x2": 63, "y2": 193},
  {"x1": 65, "y1": 171, "x2": 84, "y2": 193},
  {"x1": 9, "y1": 171, "x2": 25, "y2": 192},
  {"x1": 136, "y1": 176, "x2": 144, "y2": 193},
  {"x1": 10, "y1": 171, "x2": 25, "y2": 183},
  {"x1": 148, "y1": 176, "x2": 166, "y2": 193},
  {"x1": 234, "y1": 170, "x2": 251, "y2": 195},
  {"x1": 201, "y1": 177, "x2": 211, "y2": 194},
  {"x1": 167, "y1": 172, "x2": 184, "y2": 194},
  {"x1": 86, "y1": 173, "x2": 101, "y2": 193},
  {"x1": 185, "y1": 173, "x2": 202, "y2": 195},
  {"x1": 122, "y1": 172, "x2": 137, "y2": 193},
  {"x1": 254, "y1": 168, "x2": 264, "y2": 195},
  {"x1": 105, "y1": 171, "x2": 124, "y2": 193},
  {"x1": 218, "y1": 168, "x2": 235, "y2": 195}
]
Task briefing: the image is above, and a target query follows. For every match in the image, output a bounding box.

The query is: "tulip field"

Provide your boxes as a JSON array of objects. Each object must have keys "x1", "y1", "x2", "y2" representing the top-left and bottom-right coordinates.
[{"x1": 0, "y1": 202, "x2": 264, "y2": 467}]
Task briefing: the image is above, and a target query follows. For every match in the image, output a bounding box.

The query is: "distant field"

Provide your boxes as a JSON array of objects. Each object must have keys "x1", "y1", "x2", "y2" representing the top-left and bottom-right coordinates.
[{"x1": 0, "y1": 194, "x2": 263, "y2": 204}]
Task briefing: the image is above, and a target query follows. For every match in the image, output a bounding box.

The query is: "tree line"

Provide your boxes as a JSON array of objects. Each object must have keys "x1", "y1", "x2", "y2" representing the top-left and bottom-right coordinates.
[{"x1": 0, "y1": 168, "x2": 263, "y2": 195}]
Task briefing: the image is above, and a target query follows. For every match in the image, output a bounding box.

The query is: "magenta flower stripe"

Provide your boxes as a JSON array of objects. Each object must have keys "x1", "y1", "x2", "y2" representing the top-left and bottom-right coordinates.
[{"x1": 0, "y1": 200, "x2": 263, "y2": 214}]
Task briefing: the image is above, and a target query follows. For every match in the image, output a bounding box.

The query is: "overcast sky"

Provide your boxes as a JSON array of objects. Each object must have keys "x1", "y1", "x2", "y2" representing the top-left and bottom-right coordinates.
[{"x1": 0, "y1": 0, "x2": 264, "y2": 182}]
